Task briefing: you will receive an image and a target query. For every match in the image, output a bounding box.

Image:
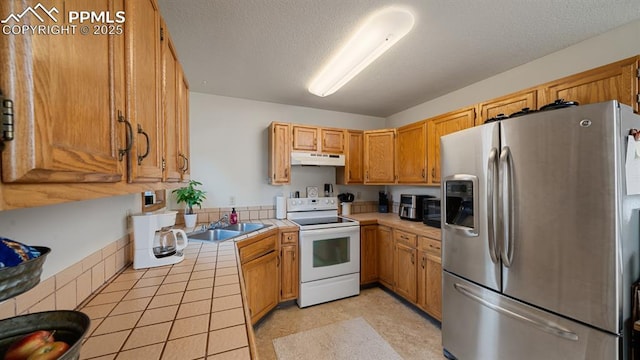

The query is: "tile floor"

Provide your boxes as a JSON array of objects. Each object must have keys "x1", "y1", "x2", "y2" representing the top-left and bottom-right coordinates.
[
  {"x1": 254, "y1": 287, "x2": 446, "y2": 359},
  {"x1": 77, "y1": 241, "x2": 251, "y2": 360}
]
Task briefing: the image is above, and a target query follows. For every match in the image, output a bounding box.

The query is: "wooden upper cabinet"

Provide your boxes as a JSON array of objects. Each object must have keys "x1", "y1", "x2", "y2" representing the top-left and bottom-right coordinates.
[
  {"x1": 427, "y1": 108, "x2": 475, "y2": 184},
  {"x1": 364, "y1": 129, "x2": 396, "y2": 184},
  {"x1": 539, "y1": 56, "x2": 639, "y2": 113},
  {"x1": 396, "y1": 121, "x2": 427, "y2": 184},
  {"x1": 336, "y1": 130, "x2": 364, "y2": 184},
  {"x1": 269, "y1": 122, "x2": 291, "y2": 185},
  {"x1": 478, "y1": 89, "x2": 537, "y2": 125},
  {"x1": 0, "y1": 0, "x2": 126, "y2": 183},
  {"x1": 126, "y1": 0, "x2": 164, "y2": 183},
  {"x1": 177, "y1": 65, "x2": 190, "y2": 181},
  {"x1": 292, "y1": 125, "x2": 318, "y2": 152},
  {"x1": 320, "y1": 128, "x2": 345, "y2": 153},
  {"x1": 162, "y1": 25, "x2": 181, "y2": 183}
]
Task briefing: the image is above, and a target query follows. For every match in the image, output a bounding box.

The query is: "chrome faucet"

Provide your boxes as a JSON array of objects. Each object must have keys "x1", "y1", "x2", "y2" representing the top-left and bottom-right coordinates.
[{"x1": 209, "y1": 214, "x2": 229, "y2": 229}]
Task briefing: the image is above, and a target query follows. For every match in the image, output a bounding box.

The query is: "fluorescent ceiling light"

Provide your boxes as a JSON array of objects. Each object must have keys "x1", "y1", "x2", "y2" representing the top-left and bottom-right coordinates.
[{"x1": 308, "y1": 7, "x2": 415, "y2": 97}]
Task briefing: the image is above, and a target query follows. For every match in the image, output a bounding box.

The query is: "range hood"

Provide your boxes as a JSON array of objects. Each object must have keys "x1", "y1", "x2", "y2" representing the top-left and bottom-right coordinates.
[{"x1": 291, "y1": 151, "x2": 345, "y2": 166}]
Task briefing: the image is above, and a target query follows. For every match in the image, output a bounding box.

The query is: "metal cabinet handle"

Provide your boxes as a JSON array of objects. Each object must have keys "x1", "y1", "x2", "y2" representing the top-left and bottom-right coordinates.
[
  {"x1": 487, "y1": 147, "x2": 499, "y2": 264},
  {"x1": 422, "y1": 168, "x2": 425, "y2": 178},
  {"x1": 137, "y1": 124, "x2": 150, "y2": 165},
  {"x1": 411, "y1": 253, "x2": 415, "y2": 264},
  {"x1": 117, "y1": 110, "x2": 133, "y2": 161},
  {"x1": 421, "y1": 256, "x2": 426, "y2": 268},
  {"x1": 499, "y1": 146, "x2": 515, "y2": 267},
  {"x1": 179, "y1": 153, "x2": 189, "y2": 173},
  {"x1": 454, "y1": 282, "x2": 578, "y2": 341},
  {"x1": 284, "y1": 168, "x2": 288, "y2": 177},
  {"x1": 431, "y1": 167, "x2": 435, "y2": 179}
]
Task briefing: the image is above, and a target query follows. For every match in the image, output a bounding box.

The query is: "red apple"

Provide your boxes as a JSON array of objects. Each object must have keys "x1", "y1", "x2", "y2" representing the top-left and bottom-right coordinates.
[
  {"x1": 4, "y1": 331, "x2": 54, "y2": 360},
  {"x1": 25, "y1": 342, "x2": 69, "y2": 360}
]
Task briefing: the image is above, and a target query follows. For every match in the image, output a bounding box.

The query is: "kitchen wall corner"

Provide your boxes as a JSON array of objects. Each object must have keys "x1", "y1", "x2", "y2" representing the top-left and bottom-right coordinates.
[{"x1": 0, "y1": 193, "x2": 138, "y2": 318}]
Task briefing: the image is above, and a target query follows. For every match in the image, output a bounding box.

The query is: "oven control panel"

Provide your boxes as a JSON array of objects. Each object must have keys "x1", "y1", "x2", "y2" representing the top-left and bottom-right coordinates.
[{"x1": 287, "y1": 197, "x2": 338, "y2": 211}]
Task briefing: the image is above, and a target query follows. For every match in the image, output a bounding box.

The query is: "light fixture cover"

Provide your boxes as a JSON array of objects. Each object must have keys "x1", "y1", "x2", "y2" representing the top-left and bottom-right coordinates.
[{"x1": 308, "y1": 7, "x2": 415, "y2": 97}]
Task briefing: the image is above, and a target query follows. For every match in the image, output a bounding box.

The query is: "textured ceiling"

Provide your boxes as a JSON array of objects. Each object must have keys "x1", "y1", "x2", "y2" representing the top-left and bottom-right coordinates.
[{"x1": 157, "y1": 0, "x2": 640, "y2": 117}]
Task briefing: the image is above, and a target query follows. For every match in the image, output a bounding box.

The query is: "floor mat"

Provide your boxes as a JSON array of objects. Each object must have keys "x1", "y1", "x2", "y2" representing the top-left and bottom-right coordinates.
[{"x1": 272, "y1": 317, "x2": 403, "y2": 360}]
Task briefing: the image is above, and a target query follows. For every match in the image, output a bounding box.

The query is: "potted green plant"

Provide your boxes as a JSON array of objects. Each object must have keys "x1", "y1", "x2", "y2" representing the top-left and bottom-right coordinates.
[{"x1": 172, "y1": 180, "x2": 206, "y2": 228}]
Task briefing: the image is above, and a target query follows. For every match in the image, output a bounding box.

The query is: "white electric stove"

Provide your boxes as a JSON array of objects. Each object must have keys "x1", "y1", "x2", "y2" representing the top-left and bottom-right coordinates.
[{"x1": 287, "y1": 197, "x2": 360, "y2": 307}]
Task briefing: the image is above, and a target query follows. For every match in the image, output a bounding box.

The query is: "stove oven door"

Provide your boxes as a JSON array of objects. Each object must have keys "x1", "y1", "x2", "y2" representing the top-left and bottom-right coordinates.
[{"x1": 299, "y1": 226, "x2": 360, "y2": 283}]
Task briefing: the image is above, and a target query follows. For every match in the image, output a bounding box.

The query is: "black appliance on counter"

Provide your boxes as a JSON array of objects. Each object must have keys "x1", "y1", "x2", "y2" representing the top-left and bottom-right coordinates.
[
  {"x1": 399, "y1": 194, "x2": 433, "y2": 221},
  {"x1": 423, "y1": 198, "x2": 441, "y2": 228}
]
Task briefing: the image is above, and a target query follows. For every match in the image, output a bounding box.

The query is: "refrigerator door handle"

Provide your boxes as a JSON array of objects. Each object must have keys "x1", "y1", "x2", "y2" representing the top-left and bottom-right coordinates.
[
  {"x1": 499, "y1": 146, "x2": 515, "y2": 267},
  {"x1": 487, "y1": 147, "x2": 499, "y2": 263},
  {"x1": 453, "y1": 282, "x2": 579, "y2": 341}
]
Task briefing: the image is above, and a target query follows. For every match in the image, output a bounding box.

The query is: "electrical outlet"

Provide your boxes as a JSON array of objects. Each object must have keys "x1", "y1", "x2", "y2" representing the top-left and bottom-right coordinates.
[
  {"x1": 356, "y1": 191, "x2": 361, "y2": 199},
  {"x1": 229, "y1": 196, "x2": 236, "y2": 206}
]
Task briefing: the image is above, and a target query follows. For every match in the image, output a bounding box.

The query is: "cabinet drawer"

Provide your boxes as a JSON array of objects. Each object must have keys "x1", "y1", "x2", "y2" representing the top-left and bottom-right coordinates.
[
  {"x1": 280, "y1": 231, "x2": 298, "y2": 245},
  {"x1": 394, "y1": 229, "x2": 417, "y2": 247},
  {"x1": 418, "y1": 236, "x2": 441, "y2": 255},
  {"x1": 238, "y1": 232, "x2": 277, "y2": 264}
]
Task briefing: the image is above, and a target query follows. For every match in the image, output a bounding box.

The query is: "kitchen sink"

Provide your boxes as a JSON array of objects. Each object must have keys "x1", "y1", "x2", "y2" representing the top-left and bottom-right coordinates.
[
  {"x1": 222, "y1": 223, "x2": 269, "y2": 232},
  {"x1": 187, "y1": 229, "x2": 242, "y2": 242},
  {"x1": 187, "y1": 222, "x2": 271, "y2": 242}
]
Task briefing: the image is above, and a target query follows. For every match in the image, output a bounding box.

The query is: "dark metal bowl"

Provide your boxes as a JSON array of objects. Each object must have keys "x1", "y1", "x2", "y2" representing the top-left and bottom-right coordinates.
[
  {"x1": 0, "y1": 246, "x2": 50, "y2": 302},
  {"x1": 0, "y1": 310, "x2": 90, "y2": 360}
]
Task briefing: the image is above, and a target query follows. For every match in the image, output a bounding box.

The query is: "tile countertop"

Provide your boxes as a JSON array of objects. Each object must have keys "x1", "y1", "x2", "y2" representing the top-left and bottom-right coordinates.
[
  {"x1": 345, "y1": 212, "x2": 441, "y2": 240},
  {"x1": 77, "y1": 219, "x2": 298, "y2": 360}
]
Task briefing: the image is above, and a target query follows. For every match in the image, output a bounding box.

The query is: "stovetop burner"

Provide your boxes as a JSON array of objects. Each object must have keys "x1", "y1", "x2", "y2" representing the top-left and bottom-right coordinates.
[
  {"x1": 290, "y1": 216, "x2": 357, "y2": 227},
  {"x1": 286, "y1": 196, "x2": 359, "y2": 230}
]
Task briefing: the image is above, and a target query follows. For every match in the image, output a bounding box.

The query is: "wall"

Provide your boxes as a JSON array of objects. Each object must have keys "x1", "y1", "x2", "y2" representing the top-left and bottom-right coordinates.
[
  {"x1": 0, "y1": 194, "x2": 138, "y2": 279},
  {"x1": 175, "y1": 93, "x2": 387, "y2": 211},
  {"x1": 0, "y1": 194, "x2": 137, "y2": 318},
  {"x1": 385, "y1": 19, "x2": 640, "y2": 202}
]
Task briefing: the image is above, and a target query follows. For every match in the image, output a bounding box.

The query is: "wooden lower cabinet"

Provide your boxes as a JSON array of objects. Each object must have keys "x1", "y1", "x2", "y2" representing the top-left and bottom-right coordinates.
[
  {"x1": 417, "y1": 236, "x2": 442, "y2": 320},
  {"x1": 363, "y1": 224, "x2": 442, "y2": 321},
  {"x1": 280, "y1": 231, "x2": 299, "y2": 301},
  {"x1": 422, "y1": 253, "x2": 442, "y2": 321},
  {"x1": 394, "y1": 242, "x2": 417, "y2": 303},
  {"x1": 360, "y1": 225, "x2": 378, "y2": 284},
  {"x1": 239, "y1": 230, "x2": 279, "y2": 324},
  {"x1": 377, "y1": 226, "x2": 394, "y2": 288}
]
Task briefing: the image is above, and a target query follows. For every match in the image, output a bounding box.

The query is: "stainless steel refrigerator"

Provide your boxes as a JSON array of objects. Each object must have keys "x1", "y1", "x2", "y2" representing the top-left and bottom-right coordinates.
[{"x1": 440, "y1": 100, "x2": 640, "y2": 360}]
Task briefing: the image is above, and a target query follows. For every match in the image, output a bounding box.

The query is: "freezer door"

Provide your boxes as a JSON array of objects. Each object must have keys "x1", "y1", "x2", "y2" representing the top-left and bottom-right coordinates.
[
  {"x1": 499, "y1": 102, "x2": 620, "y2": 333},
  {"x1": 442, "y1": 272, "x2": 619, "y2": 360},
  {"x1": 441, "y1": 122, "x2": 500, "y2": 291}
]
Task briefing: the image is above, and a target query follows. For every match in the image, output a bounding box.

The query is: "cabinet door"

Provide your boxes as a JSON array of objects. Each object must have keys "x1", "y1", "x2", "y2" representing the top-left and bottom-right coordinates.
[
  {"x1": 427, "y1": 108, "x2": 475, "y2": 183},
  {"x1": 0, "y1": 0, "x2": 125, "y2": 183},
  {"x1": 242, "y1": 251, "x2": 279, "y2": 324},
  {"x1": 336, "y1": 130, "x2": 363, "y2": 184},
  {"x1": 320, "y1": 128, "x2": 345, "y2": 153},
  {"x1": 162, "y1": 28, "x2": 181, "y2": 182},
  {"x1": 364, "y1": 129, "x2": 395, "y2": 184},
  {"x1": 360, "y1": 225, "x2": 378, "y2": 284},
  {"x1": 396, "y1": 121, "x2": 427, "y2": 183},
  {"x1": 394, "y1": 243, "x2": 417, "y2": 303},
  {"x1": 292, "y1": 125, "x2": 318, "y2": 151},
  {"x1": 280, "y1": 231, "x2": 299, "y2": 301},
  {"x1": 177, "y1": 65, "x2": 190, "y2": 181},
  {"x1": 540, "y1": 56, "x2": 639, "y2": 113},
  {"x1": 126, "y1": 0, "x2": 163, "y2": 182},
  {"x1": 478, "y1": 89, "x2": 537, "y2": 125},
  {"x1": 377, "y1": 226, "x2": 394, "y2": 288},
  {"x1": 269, "y1": 122, "x2": 291, "y2": 184},
  {"x1": 424, "y1": 253, "x2": 442, "y2": 321}
]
